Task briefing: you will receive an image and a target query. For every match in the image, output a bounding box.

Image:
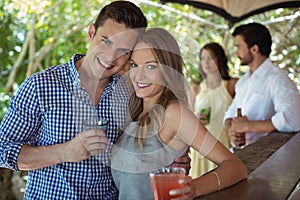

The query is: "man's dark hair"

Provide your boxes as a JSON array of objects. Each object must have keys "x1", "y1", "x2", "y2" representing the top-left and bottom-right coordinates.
[
  {"x1": 94, "y1": 1, "x2": 147, "y2": 35},
  {"x1": 232, "y1": 22, "x2": 272, "y2": 57}
]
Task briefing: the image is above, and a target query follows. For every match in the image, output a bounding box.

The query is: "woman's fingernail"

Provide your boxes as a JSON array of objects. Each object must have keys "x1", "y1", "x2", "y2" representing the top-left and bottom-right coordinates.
[{"x1": 169, "y1": 190, "x2": 176, "y2": 195}]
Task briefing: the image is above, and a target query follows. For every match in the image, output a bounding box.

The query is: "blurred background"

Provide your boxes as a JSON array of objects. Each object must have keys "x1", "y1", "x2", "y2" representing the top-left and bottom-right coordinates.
[{"x1": 0, "y1": 0, "x2": 299, "y2": 199}]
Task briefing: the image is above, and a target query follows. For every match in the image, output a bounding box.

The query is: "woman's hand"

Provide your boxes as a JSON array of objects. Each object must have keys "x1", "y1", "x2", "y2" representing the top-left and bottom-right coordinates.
[
  {"x1": 197, "y1": 112, "x2": 209, "y2": 125},
  {"x1": 169, "y1": 176, "x2": 194, "y2": 200}
]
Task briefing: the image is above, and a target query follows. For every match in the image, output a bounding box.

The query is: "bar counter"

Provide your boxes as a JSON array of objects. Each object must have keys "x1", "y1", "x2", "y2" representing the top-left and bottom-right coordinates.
[{"x1": 197, "y1": 131, "x2": 300, "y2": 200}]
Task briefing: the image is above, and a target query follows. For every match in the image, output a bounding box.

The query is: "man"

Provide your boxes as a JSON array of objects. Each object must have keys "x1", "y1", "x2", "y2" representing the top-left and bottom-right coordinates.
[
  {"x1": 0, "y1": 1, "x2": 189, "y2": 199},
  {"x1": 224, "y1": 22, "x2": 300, "y2": 149}
]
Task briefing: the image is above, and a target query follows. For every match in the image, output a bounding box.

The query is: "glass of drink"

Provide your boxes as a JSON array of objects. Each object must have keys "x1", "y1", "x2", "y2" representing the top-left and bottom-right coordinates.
[
  {"x1": 236, "y1": 108, "x2": 245, "y2": 148},
  {"x1": 149, "y1": 167, "x2": 186, "y2": 200},
  {"x1": 83, "y1": 119, "x2": 108, "y2": 131},
  {"x1": 97, "y1": 119, "x2": 108, "y2": 131},
  {"x1": 199, "y1": 107, "x2": 211, "y2": 125}
]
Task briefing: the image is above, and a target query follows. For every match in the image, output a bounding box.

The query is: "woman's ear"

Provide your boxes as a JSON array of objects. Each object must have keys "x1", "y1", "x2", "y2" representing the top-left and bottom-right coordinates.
[{"x1": 87, "y1": 24, "x2": 96, "y2": 41}]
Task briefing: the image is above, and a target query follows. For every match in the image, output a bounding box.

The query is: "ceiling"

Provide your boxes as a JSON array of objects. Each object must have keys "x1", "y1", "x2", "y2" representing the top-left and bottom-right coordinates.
[{"x1": 159, "y1": 0, "x2": 300, "y2": 25}]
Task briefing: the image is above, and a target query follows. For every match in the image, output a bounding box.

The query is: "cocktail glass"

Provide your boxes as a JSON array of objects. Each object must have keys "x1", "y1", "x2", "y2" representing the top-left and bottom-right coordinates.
[{"x1": 150, "y1": 167, "x2": 186, "y2": 200}]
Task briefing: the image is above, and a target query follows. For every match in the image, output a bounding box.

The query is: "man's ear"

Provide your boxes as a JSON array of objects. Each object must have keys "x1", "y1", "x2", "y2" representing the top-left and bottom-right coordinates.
[
  {"x1": 87, "y1": 24, "x2": 96, "y2": 41},
  {"x1": 250, "y1": 44, "x2": 259, "y2": 54}
]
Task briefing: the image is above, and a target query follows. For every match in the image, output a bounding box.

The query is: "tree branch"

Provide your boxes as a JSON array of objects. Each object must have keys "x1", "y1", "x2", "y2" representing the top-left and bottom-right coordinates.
[
  {"x1": 26, "y1": 15, "x2": 37, "y2": 77},
  {"x1": 37, "y1": 0, "x2": 64, "y2": 16},
  {"x1": 5, "y1": 28, "x2": 32, "y2": 93},
  {"x1": 29, "y1": 22, "x2": 87, "y2": 75}
]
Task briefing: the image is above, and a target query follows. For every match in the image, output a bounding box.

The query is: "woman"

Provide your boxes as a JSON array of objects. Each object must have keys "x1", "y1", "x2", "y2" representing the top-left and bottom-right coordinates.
[
  {"x1": 189, "y1": 43, "x2": 238, "y2": 178},
  {"x1": 111, "y1": 28, "x2": 247, "y2": 199}
]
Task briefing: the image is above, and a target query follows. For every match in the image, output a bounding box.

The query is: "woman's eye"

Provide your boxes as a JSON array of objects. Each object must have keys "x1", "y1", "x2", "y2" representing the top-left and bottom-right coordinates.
[
  {"x1": 200, "y1": 56, "x2": 214, "y2": 61},
  {"x1": 130, "y1": 63, "x2": 138, "y2": 68},
  {"x1": 147, "y1": 64, "x2": 157, "y2": 69}
]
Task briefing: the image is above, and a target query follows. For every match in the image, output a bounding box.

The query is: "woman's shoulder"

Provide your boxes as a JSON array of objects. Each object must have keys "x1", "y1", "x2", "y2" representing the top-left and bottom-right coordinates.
[
  {"x1": 165, "y1": 102, "x2": 181, "y2": 113},
  {"x1": 228, "y1": 77, "x2": 239, "y2": 85},
  {"x1": 165, "y1": 102, "x2": 192, "y2": 119}
]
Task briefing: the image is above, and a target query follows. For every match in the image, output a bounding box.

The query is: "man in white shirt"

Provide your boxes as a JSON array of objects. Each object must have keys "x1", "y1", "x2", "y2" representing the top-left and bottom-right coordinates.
[{"x1": 224, "y1": 22, "x2": 300, "y2": 149}]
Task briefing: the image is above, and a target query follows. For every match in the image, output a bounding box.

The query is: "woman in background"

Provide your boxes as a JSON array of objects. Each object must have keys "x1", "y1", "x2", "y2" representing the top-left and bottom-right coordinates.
[{"x1": 189, "y1": 43, "x2": 238, "y2": 178}]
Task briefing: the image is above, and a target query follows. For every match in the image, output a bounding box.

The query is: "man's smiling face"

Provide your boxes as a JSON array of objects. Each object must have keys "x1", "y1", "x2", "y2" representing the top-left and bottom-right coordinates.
[{"x1": 84, "y1": 19, "x2": 139, "y2": 80}]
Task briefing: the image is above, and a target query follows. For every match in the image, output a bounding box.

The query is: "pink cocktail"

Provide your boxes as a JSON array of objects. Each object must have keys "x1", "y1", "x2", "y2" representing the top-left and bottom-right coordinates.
[{"x1": 150, "y1": 167, "x2": 186, "y2": 200}]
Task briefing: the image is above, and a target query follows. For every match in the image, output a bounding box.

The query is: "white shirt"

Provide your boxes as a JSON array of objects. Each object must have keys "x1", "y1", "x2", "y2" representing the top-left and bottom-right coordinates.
[{"x1": 224, "y1": 58, "x2": 300, "y2": 145}]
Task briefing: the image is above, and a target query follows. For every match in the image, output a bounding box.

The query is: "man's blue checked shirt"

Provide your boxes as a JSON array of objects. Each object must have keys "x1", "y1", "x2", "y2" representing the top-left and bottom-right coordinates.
[{"x1": 0, "y1": 54, "x2": 130, "y2": 199}]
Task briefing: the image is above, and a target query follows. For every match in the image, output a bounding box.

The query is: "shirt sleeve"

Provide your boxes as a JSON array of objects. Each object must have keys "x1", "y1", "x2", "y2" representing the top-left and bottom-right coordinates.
[
  {"x1": 223, "y1": 99, "x2": 236, "y2": 123},
  {"x1": 0, "y1": 76, "x2": 42, "y2": 170},
  {"x1": 271, "y1": 72, "x2": 300, "y2": 132}
]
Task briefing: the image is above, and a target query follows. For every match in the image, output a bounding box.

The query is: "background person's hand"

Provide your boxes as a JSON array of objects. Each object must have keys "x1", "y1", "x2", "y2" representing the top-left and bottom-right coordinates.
[
  {"x1": 198, "y1": 112, "x2": 209, "y2": 125},
  {"x1": 231, "y1": 116, "x2": 249, "y2": 133},
  {"x1": 228, "y1": 126, "x2": 245, "y2": 148}
]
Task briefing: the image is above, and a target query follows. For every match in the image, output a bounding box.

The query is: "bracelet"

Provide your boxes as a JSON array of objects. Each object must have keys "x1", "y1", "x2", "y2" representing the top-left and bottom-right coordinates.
[{"x1": 212, "y1": 171, "x2": 221, "y2": 191}]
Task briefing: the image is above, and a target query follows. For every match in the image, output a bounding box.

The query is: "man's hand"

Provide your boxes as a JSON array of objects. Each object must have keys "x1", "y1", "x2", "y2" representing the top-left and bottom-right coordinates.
[
  {"x1": 228, "y1": 127, "x2": 245, "y2": 148},
  {"x1": 228, "y1": 116, "x2": 249, "y2": 148},
  {"x1": 17, "y1": 129, "x2": 108, "y2": 170},
  {"x1": 63, "y1": 129, "x2": 108, "y2": 162},
  {"x1": 172, "y1": 151, "x2": 191, "y2": 175},
  {"x1": 231, "y1": 116, "x2": 249, "y2": 133}
]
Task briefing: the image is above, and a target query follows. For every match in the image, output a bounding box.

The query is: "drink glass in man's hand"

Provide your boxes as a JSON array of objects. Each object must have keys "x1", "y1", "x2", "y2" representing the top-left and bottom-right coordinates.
[{"x1": 98, "y1": 119, "x2": 108, "y2": 131}]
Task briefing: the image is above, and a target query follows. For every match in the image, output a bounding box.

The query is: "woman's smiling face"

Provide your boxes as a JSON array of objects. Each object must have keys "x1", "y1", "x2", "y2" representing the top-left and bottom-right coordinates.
[{"x1": 129, "y1": 42, "x2": 165, "y2": 103}]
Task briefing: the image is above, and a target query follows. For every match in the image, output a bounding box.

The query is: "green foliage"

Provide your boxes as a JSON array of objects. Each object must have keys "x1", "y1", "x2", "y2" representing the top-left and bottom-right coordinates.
[
  {"x1": 0, "y1": 90, "x2": 10, "y2": 122},
  {"x1": 0, "y1": 0, "x2": 300, "y2": 121},
  {"x1": 0, "y1": 1, "x2": 18, "y2": 81}
]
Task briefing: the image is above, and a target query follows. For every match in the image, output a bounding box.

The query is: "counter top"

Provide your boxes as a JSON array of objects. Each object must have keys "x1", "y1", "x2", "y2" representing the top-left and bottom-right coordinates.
[{"x1": 197, "y1": 131, "x2": 300, "y2": 200}]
